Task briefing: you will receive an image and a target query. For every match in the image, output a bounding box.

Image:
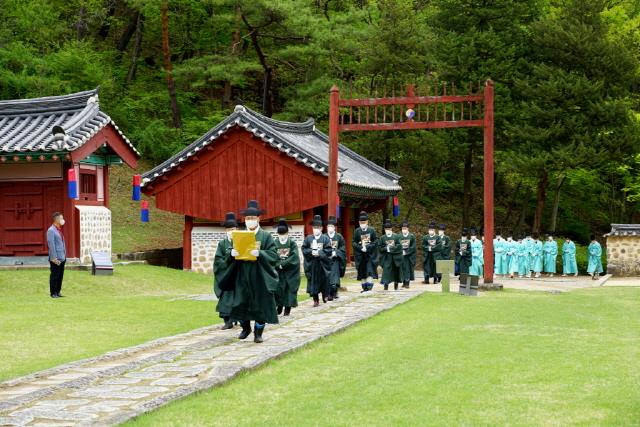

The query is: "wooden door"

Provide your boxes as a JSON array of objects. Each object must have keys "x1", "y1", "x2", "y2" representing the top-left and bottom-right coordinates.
[{"x1": 0, "y1": 182, "x2": 62, "y2": 255}]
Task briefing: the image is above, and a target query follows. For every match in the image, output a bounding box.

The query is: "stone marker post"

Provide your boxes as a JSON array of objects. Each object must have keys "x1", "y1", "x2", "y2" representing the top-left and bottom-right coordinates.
[{"x1": 436, "y1": 260, "x2": 455, "y2": 293}]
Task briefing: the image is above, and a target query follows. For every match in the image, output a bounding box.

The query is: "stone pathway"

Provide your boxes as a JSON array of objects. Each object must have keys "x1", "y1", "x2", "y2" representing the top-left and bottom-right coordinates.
[{"x1": 0, "y1": 285, "x2": 427, "y2": 426}]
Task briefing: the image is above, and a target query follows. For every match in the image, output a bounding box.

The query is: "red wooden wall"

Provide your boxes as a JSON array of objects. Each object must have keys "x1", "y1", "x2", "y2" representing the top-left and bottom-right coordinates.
[{"x1": 146, "y1": 128, "x2": 329, "y2": 221}]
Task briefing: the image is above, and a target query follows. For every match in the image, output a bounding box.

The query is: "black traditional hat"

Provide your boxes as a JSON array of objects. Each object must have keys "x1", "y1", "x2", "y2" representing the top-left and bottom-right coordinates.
[
  {"x1": 401, "y1": 220, "x2": 410, "y2": 228},
  {"x1": 310, "y1": 215, "x2": 323, "y2": 226},
  {"x1": 461, "y1": 227, "x2": 469, "y2": 236},
  {"x1": 240, "y1": 199, "x2": 265, "y2": 216},
  {"x1": 439, "y1": 223, "x2": 446, "y2": 230},
  {"x1": 383, "y1": 219, "x2": 393, "y2": 230},
  {"x1": 428, "y1": 221, "x2": 437, "y2": 230},
  {"x1": 469, "y1": 227, "x2": 478, "y2": 236},
  {"x1": 327, "y1": 215, "x2": 338, "y2": 225},
  {"x1": 221, "y1": 212, "x2": 238, "y2": 228},
  {"x1": 276, "y1": 218, "x2": 290, "y2": 235},
  {"x1": 358, "y1": 211, "x2": 369, "y2": 221}
]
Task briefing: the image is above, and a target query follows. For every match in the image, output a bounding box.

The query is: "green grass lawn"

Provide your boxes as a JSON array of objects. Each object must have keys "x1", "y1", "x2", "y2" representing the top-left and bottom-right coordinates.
[
  {"x1": 128, "y1": 287, "x2": 640, "y2": 426},
  {"x1": 0, "y1": 264, "x2": 216, "y2": 381}
]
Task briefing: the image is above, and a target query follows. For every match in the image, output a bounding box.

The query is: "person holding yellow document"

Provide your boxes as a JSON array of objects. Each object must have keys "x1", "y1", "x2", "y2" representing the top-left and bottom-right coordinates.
[{"x1": 229, "y1": 200, "x2": 279, "y2": 343}]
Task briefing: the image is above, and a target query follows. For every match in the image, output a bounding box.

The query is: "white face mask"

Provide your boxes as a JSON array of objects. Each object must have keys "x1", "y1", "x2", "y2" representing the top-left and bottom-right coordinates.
[
  {"x1": 313, "y1": 228, "x2": 322, "y2": 237},
  {"x1": 428, "y1": 230, "x2": 435, "y2": 236},
  {"x1": 507, "y1": 237, "x2": 512, "y2": 241},
  {"x1": 438, "y1": 230, "x2": 444, "y2": 236},
  {"x1": 278, "y1": 235, "x2": 288, "y2": 244},
  {"x1": 327, "y1": 225, "x2": 335, "y2": 234},
  {"x1": 360, "y1": 223, "x2": 368, "y2": 231},
  {"x1": 471, "y1": 235, "x2": 477, "y2": 241},
  {"x1": 226, "y1": 230, "x2": 235, "y2": 240},
  {"x1": 461, "y1": 236, "x2": 467, "y2": 241},
  {"x1": 385, "y1": 230, "x2": 392, "y2": 237},
  {"x1": 58, "y1": 218, "x2": 65, "y2": 226},
  {"x1": 548, "y1": 237, "x2": 553, "y2": 241},
  {"x1": 496, "y1": 236, "x2": 501, "y2": 240},
  {"x1": 402, "y1": 228, "x2": 409, "y2": 236},
  {"x1": 245, "y1": 219, "x2": 259, "y2": 230}
]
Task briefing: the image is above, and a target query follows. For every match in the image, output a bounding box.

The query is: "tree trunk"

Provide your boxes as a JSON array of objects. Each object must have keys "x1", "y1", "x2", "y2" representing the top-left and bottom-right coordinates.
[
  {"x1": 117, "y1": 10, "x2": 140, "y2": 53},
  {"x1": 125, "y1": 13, "x2": 144, "y2": 87},
  {"x1": 516, "y1": 197, "x2": 528, "y2": 235},
  {"x1": 242, "y1": 13, "x2": 273, "y2": 117},
  {"x1": 532, "y1": 171, "x2": 548, "y2": 234},
  {"x1": 549, "y1": 175, "x2": 566, "y2": 233},
  {"x1": 161, "y1": 0, "x2": 182, "y2": 128},
  {"x1": 462, "y1": 141, "x2": 474, "y2": 228},
  {"x1": 97, "y1": 1, "x2": 117, "y2": 40},
  {"x1": 222, "y1": 6, "x2": 242, "y2": 109}
]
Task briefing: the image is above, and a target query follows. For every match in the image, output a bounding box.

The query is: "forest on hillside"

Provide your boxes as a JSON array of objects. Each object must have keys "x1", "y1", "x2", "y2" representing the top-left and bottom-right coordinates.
[{"x1": 1, "y1": 0, "x2": 639, "y2": 242}]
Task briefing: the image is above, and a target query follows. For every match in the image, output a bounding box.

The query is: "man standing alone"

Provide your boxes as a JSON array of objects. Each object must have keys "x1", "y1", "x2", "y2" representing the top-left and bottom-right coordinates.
[{"x1": 47, "y1": 212, "x2": 66, "y2": 298}]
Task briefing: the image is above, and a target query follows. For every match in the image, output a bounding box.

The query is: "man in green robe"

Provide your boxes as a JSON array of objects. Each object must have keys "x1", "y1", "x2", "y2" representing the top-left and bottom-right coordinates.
[
  {"x1": 274, "y1": 218, "x2": 300, "y2": 316},
  {"x1": 214, "y1": 212, "x2": 239, "y2": 330},
  {"x1": 399, "y1": 220, "x2": 416, "y2": 288},
  {"x1": 435, "y1": 223, "x2": 451, "y2": 283},
  {"x1": 325, "y1": 215, "x2": 346, "y2": 300},
  {"x1": 352, "y1": 211, "x2": 378, "y2": 292},
  {"x1": 230, "y1": 200, "x2": 279, "y2": 344},
  {"x1": 587, "y1": 235, "x2": 603, "y2": 280},
  {"x1": 455, "y1": 228, "x2": 471, "y2": 276},
  {"x1": 302, "y1": 215, "x2": 332, "y2": 306},
  {"x1": 378, "y1": 219, "x2": 403, "y2": 290},
  {"x1": 422, "y1": 222, "x2": 439, "y2": 284}
]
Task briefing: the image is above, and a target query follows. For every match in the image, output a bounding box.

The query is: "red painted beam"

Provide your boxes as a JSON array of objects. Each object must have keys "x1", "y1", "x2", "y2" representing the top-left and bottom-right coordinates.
[
  {"x1": 328, "y1": 86, "x2": 340, "y2": 220},
  {"x1": 339, "y1": 94, "x2": 483, "y2": 107},
  {"x1": 339, "y1": 120, "x2": 483, "y2": 132},
  {"x1": 483, "y1": 80, "x2": 495, "y2": 285}
]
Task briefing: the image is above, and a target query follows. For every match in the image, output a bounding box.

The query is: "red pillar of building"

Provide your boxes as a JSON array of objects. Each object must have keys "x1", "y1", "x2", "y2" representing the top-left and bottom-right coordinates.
[
  {"x1": 483, "y1": 80, "x2": 495, "y2": 285},
  {"x1": 328, "y1": 86, "x2": 340, "y2": 221},
  {"x1": 303, "y1": 209, "x2": 314, "y2": 237},
  {"x1": 183, "y1": 215, "x2": 193, "y2": 270}
]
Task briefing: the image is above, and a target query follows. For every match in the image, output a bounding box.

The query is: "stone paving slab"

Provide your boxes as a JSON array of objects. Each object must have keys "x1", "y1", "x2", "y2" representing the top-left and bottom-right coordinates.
[{"x1": 0, "y1": 285, "x2": 427, "y2": 426}]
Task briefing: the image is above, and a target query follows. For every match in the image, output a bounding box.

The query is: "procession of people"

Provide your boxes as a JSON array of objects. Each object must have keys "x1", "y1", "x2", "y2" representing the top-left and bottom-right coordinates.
[{"x1": 214, "y1": 201, "x2": 604, "y2": 343}]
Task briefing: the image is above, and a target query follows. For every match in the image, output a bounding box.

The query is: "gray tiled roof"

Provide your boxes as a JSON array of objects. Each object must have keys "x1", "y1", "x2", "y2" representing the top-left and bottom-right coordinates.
[
  {"x1": 142, "y1": 105, "x2": 401, "y2": 194},
  {"x1": 0, "y1": 88, "x2": 138, "y2": 155},
  {"x1": 605, "y1": 224, "x2": 640, "y2": 237}
]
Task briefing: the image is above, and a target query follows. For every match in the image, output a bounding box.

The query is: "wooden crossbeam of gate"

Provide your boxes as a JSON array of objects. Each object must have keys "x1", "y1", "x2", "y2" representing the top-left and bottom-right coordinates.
[{"x1": 328, "y1": 79, "x2": 496, "y2": 284}]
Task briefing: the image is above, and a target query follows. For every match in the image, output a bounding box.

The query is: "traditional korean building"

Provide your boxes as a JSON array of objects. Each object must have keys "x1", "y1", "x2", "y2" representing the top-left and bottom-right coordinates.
[
  {"x1": 0, "y1": 89, "x2": 139, "y2": 263},
  {"x1": 142, "y1": 105, "x2": 401, "y2": 273}
]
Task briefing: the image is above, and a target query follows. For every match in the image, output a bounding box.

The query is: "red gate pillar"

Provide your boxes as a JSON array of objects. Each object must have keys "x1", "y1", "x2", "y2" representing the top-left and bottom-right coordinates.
[
  {"x1": 483, "y1": 80, "x2": 495, "y2": 284},
  {"x1": 328, "y1": 86, "x2": 340, "y2": 220}
]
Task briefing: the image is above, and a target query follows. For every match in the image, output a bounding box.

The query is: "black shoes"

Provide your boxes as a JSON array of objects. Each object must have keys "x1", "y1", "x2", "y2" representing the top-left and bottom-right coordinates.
[
  {"x1": 283, "y1": 307, "x2": 291, "y2": 316},
  {"x1": 277, "y1": 306, "x2": 283, "y2": 315},
  {"x1": 50, "y1": 293, "x2": 64, "y2": 298},
  {"x1": 383, "y1": 283, "x2": 389, "y2": 291},
  {"x1": 221, "y1": 318, "x2": 234, "y2": 330},
  {"x1": 254, "y1": 326, "x2": 264, "y2": 343},
  {"x1": 313, "y1": 295, "x2": 320, "y2": 307},
  {"x1": 238, "y1": 321, "x2": 252, "y2": 339},
  {"x1": 394, "y1": 282, "x2": 399, "y2": 290}
]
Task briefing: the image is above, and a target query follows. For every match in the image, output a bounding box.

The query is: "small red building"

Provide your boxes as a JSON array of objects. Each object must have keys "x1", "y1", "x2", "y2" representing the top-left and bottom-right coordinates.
[
  {"x1": 0, "y1": 89, "x2": 139, "y2": 262},
  {"x1": 142, "y1": 105, "x2": 401, "y2": 273}
]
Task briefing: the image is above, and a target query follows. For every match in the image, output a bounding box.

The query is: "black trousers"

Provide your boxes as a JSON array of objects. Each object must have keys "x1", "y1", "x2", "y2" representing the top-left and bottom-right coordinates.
[{"x1": 49, "y1": 261, "x2": 65, "y2": 296}]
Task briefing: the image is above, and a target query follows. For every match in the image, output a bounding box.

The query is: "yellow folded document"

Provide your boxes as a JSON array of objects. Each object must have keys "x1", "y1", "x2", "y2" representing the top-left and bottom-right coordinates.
[{"x1": 232, "y1": 230, "x2": 257, "y2": 261}]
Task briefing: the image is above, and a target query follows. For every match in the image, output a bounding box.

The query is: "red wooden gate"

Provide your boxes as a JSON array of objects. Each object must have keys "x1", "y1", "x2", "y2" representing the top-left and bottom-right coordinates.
[
  {"x1": 328, "y1": 80, "x2": 496, "y2": 285},
  {"x1": 0, "y1": 182, "x2": 63, "y2": 256}
]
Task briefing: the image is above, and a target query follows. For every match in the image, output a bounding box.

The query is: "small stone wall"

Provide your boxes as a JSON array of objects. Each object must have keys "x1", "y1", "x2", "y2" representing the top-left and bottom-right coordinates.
[
  {"x1": 606, "y1": 236, "x2": 640, "y2": 276},
  {"x1": 76, "y1": 205, "x2": 111, "y2": 264},
  {"x1": 191, "y1": 225, "x2": 305, "y2": 274}
]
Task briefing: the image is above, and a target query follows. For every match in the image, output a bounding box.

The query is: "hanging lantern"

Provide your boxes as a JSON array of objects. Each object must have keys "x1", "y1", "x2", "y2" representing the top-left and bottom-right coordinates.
[
  {"x1": 132, "y1": 175, "x2": 141, "y2": 201},
  {"x1": 405, "y1": 108, "x2": 415, "y2": 120},
  {"x1": 140, "y1": 200, "x2": 150, "y2": 222},
  {"x1": 392, "y1": 196, "x2": 400, "y2": 217},
  {"x1": 67, "y1": 168, "x2": 78, "y2": 199}
]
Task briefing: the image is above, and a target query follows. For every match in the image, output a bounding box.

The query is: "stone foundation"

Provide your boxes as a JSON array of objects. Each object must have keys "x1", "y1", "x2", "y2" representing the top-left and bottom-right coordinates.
[
  {"x1": 605, "y1": 224, "x2": 640, "y2": 276},
  {"x1": 76, "y1": 205, "x2": 111, "y2": 264},
  {"x1": 191, "y1": 225, "x2": 305, "y2": 274}
]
